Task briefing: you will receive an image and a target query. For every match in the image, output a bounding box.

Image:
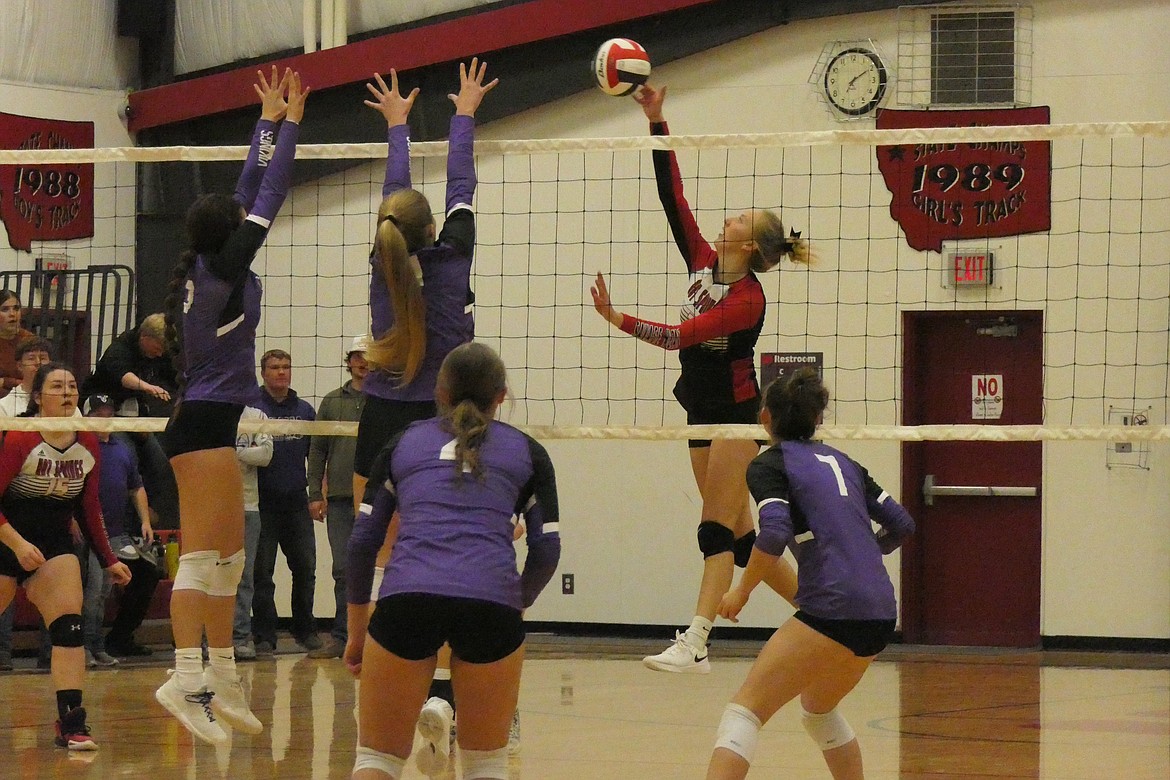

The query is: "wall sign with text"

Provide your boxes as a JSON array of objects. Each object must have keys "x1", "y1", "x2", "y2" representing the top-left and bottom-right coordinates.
[
  {"x1": 760, "y1": 352, "x2": 824, "y2": 391},
  {"x1": 0, "y1": 112, "x2": 95, "y2": 252},
  {"x1": 875, "y1": 107, "x2": 1051, "y2": 253}
]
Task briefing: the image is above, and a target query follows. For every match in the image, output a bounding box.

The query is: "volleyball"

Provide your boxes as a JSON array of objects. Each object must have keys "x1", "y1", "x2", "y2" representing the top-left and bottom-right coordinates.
[{"x1": 593, "y1": 38, "x2": 651, "y2": 96}]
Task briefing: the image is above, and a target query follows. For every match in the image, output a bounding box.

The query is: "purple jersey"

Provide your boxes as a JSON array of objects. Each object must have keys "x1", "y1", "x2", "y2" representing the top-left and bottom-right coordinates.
[
  {"x1": 347, "y1": 417, "x2": 560, "y2": 612},
  {"x1": 97, "y1": 435, "x2": 141, "y2": 540},
  {"x1": 364, "y1": 116, "x2": 477, "y2": 402},
  {"x1": 181, "y1": 119, "x2": 299, "y2": 404},
  {"x1": 748, "y1": 440, "x2": 915, "y2": 621}
]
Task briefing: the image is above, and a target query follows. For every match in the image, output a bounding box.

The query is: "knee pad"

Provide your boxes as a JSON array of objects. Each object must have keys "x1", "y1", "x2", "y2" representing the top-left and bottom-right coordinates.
[
  {"x1": 460, "y1": 746, "x2": 509, "y2": 780},
  {"x1": 697, "y1": 521, "x2": 735, "y2": 559},
  {"x1": 208, "y1": 549, "x2": 245, "y2": 597},
  {"x1": 49, "y1": 614, "x2": 83, "y2": 648},
  {"x1": 353, "y1": 745, "x2": 405, "y2": 778},
  {"x1": 714, "y1": 703, "x2": 762, "y2": 763},
  {"x1": 172, "y1": 550, "x2": 219, "y2": 593},
  {"x1": 801, "y1": 707, "x2": 855, "y2": 751},
  {"x1": 733, "y1": 530, "x2": 757, "y2": 568}
]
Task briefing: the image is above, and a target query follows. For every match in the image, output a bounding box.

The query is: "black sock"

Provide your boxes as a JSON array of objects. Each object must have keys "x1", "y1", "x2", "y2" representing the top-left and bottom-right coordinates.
[
  {"x1": 428, "y1": 677, "x2": 455, "y2": 711},
  {"x1": 56, "y1": 689, "x2": 83, "y2": 720}
]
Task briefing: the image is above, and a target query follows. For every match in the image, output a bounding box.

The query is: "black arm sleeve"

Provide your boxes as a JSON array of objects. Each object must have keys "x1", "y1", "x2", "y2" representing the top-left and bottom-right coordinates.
[
  {"x1": 206, "y1": 220, "x2": 269, "y2": 283},
  {"x1": 437, "y1": 208, "x2": 475, "y2": 258}
]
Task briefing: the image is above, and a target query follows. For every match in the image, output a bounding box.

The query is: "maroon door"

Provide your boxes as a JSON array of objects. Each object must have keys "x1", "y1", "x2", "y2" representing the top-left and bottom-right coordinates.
[{"x1": 901, "y1": 311, "x2": 1043, "y2": 647}]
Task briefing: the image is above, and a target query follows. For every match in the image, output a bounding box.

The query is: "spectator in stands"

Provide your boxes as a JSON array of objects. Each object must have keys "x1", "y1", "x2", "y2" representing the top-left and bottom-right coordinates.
[
  {"x1": 0, "y1": 337, "x2": 54, "y2": 417},
  {"x1": 79, "y1": 394, "x2": 160, "y2": 664},
  {"x1": 85, "y1": 314, "x2": 180, "y2": 532},
  {"x1": 84, "y1": 313, "x2": 177, "y2": 418},
  {"x1": 307, "y1": 337, "x2": 368, "y2": 660},
  {"x1": 232, "y1": 405, "x2": 273, "y2": 660},
  {"x1": 0, "y1": 290, "x2": 34, "y2": 399},
  {"x1": 253, "y1": 349, "x2": 320, "y2": 654}
]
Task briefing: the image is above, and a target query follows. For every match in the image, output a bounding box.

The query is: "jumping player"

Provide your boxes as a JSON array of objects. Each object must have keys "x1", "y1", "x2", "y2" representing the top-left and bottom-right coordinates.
[
  {"x1": 352, "y1": 59, "x2": 497, "y2": 770},
  {"x1": 707, "y1": 368, "x2": 914, "y2": 779},
  {"x1": 344, "y1": 342, "x2": 560, "y2": 780},
  {"x1": 0, "y1": 363, "x2": 132, "y2": 749},
  {"x1": 591, "y1": 83, "x2": 808, "y2": 673},
  {"x1": 155, "y1": 65, "x2": 308, "y2": 745}
]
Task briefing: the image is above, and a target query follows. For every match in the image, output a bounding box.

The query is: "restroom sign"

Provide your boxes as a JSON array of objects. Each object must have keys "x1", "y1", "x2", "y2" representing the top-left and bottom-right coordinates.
[{"x1": 972, "y1": 374, "x2": 1003, "y2": 420}]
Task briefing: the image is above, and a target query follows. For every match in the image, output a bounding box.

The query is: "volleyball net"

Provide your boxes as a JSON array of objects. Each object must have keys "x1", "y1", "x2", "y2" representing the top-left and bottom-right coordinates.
[{"x1": 1, "y1": 121, "x2": 1168, "y2": 445}]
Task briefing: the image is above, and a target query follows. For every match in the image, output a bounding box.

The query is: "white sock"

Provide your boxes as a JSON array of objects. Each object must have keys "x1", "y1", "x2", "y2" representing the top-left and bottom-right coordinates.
[
  {"x1": 207, "y1": 647, "x2": 237, "y2": 682},
  {"x1": 433, "y1": 666, "x2": 451, "y2": 682},
  {"x1": 684, "y1": 616, "x2": 713, "y2": 650},
  {"x1": 174, "y1": 648, "x2": 205, "y2": 691}
]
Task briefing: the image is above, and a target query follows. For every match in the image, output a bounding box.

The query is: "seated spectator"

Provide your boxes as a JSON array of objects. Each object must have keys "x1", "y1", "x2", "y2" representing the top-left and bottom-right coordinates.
[
  {"x1": 83, "y1": 313, "x2": 177, "y2": 418},
  {"x1": 84, "y1": 313, "x2": 180, "y2": 531},
  {"x1": 0, "y1": 289, "x2": 34, "y2": 400},
  {"x1": 81, "y1": 395, "x2": 162, "y2": 660},
  {"x1": 0, "y1": 337, "x2": 58, "y2": 417}
]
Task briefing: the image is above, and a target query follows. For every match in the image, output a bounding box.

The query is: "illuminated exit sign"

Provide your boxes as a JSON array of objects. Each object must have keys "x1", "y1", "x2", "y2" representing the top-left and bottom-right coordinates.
[{"x1": 945, "y1": 249, "x2": 994, "y2": 288}]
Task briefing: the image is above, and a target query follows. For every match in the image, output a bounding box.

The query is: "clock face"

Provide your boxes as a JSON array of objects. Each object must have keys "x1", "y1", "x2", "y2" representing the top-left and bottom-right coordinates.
[{"x1": 824, "y1": 47, "x2": 888, "y2": 117}]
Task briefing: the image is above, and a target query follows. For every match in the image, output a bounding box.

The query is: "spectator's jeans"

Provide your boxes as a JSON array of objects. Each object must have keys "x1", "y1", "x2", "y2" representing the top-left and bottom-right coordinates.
[
  {"x1": 81, "y1": 548, "x2": 113, "y2": 654},
  {"x1": 232, "y1": 510, "x2": 262, "y2": 647},
  {"x1": 252, "y1": 504, "x2": 317, "y2": 646},
  {"x1": 325, "y1": 498, "x2": 356, "y2": 642}
]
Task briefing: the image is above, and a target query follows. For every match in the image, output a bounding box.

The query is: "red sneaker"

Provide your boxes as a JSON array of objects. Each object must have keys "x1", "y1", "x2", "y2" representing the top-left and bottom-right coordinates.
[{"x1": 54, "y1": 707, "x2": 97, "y2": 751}]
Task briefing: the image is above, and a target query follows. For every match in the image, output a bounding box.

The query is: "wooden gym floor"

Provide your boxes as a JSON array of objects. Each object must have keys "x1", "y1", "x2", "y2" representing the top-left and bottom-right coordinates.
[{"x1": 0, "y1": 635, "x2": 1165, "y2": 779}]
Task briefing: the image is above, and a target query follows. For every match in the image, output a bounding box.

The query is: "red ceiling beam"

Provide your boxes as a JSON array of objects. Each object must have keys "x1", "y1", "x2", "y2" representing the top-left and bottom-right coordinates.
[{"x1": 127, "y1": 0, "x2": 718, "y2": 133}]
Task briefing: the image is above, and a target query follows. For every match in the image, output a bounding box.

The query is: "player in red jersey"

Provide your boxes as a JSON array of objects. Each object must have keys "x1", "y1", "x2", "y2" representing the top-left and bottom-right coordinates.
[
  {"x1": 0, "y1": 363, "x2": 131, "y2": 750},
  {"x1": 592, "y1": 83, "x2": 810, "y2": 674}
]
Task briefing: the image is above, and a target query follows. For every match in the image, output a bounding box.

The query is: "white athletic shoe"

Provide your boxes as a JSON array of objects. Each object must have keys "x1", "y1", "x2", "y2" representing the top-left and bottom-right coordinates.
[
  {"x1": 415, "y1": 696, "x2": 455, "y2": 777},
  {"x1": 155, "y1": 672, "x2": 228, "y2": 745},
  {"x1": 204, "y1": 667, "x2": 263, "y2": 735},
  {"x1": 642, "y1": 631, "x2": 711, "y2": 674},
  {"x1": 507, "y1": 709, "x2": 521, "y2": 756}
]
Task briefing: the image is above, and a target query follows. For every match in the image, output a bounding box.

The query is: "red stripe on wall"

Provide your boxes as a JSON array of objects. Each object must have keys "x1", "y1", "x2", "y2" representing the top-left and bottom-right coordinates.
[{"x1": 128, "y1": 0, "x2": 717, "y2": 133}]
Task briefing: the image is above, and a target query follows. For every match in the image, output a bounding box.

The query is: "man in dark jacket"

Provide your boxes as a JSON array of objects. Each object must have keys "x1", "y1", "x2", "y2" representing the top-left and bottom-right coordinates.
[{"x1": 252, "y1": 349, "x2": 320, "y2": 654}]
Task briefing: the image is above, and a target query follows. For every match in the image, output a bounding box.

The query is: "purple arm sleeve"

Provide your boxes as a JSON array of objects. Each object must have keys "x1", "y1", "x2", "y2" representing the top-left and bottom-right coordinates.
[
  {"x1": 234, "y1": 119, "x2": 278, "y2": 211},
  {"x1": 870, "y1": 493, "x2": 915, "y2": 554},
  {"x1": 248, "y1": 120, "x2": 300, "y2": 225},
  {"x1": 345, "y1": 483, "x2": 396, "y2": 605},
  {"x1": 383, "y1": 124, "x2": 411, "y2": 198},
  {"x1": 445, "y1": 115, "x2": 476, "y2": 214},
  {"x1": 755, "y1": 499, "x2": 793, "y2": 556}
]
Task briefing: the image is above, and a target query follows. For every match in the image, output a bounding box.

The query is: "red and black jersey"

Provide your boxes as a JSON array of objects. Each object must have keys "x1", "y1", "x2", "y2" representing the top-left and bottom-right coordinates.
[
  {"x1": 616, "y1": 121, "x2": 765, "y2": 408},
  {"x1": 0, "y1": 430, "x2": 117, "y2": 567}
]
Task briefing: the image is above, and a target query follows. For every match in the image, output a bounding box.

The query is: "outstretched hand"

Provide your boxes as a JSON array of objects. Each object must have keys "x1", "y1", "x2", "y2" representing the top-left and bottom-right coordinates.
[
  {"x1": 365, "y1": 70, "x2": 419, "y2": 127},
  {"x1": 590, "y1": 272, "x2": 622, "y2": 328},
  {"x1": 285, "y1": 69, "x2": 310, "y2": 123},
  {"x1": 255, "y1": 65, "x2": 290, "y2": 122},
  {"x1": 633, "y1": 83, "x2": 667, "y2": 122},
  {"x1": 449, "y1": 58, "x2": 499, "y2": 118}
]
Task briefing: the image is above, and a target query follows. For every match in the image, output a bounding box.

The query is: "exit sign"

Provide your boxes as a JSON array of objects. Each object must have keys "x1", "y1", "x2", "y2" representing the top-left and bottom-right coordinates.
[{"x1": 945, "y1": 250, "x2": 994, "y2": 288}]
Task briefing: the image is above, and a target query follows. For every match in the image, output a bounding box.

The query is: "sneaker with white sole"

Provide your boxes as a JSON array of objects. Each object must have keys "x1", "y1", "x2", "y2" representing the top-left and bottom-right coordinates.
[
  {"x1": 155, "y1": 672, "x2": 228, "y2": 745},
  {"x1": 642, "y1": 631, "x2": 711, "y2": 674},
  {"x1": 415, "y1": 696, "x2": 455, "y2": 777},
  {"x1": 507, "y1": 709, "x2": 521, "y2": 756},
  {"x1": 204, "y1": 667, "x2": 263, "y2": 734},
  {"x1": 54, "y1": 707, "x2": 98, "y2": 751}
]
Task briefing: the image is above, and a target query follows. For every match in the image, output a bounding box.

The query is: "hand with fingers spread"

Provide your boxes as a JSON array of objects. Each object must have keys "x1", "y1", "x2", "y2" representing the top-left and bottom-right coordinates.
[
  {"x1": 365, "y1": 69, "x2": 419, "y2": 127},
  {"x1": 449, "y1": 57, "x2": 499, "y2": 118},
  {"x1": 255, "y1": 65, "x2": 291, "y2": 122},
  {"x1": 284, "y1": 69, "x2": 310, "y2": 124},
  {"x1": 590, "y1": 272, "x2": 623, "y2": 328},
  {"x1": 633, "y1": 83, "x2": 667, "y2": 122}
]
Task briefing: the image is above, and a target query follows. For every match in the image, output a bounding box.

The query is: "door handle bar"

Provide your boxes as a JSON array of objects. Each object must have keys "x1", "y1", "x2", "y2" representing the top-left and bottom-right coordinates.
[{"x1": 923, "y1": 474, "x2": 1039, "y2": 506}]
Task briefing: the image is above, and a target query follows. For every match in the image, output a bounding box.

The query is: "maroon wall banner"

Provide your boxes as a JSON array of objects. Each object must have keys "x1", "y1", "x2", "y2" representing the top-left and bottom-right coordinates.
[
  {"x1": 0, "y1": 113, "x2": 95, "y2": 252},
  {"x1": 875, "y1": 107, "x2": 1050, "y2": 253}
]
